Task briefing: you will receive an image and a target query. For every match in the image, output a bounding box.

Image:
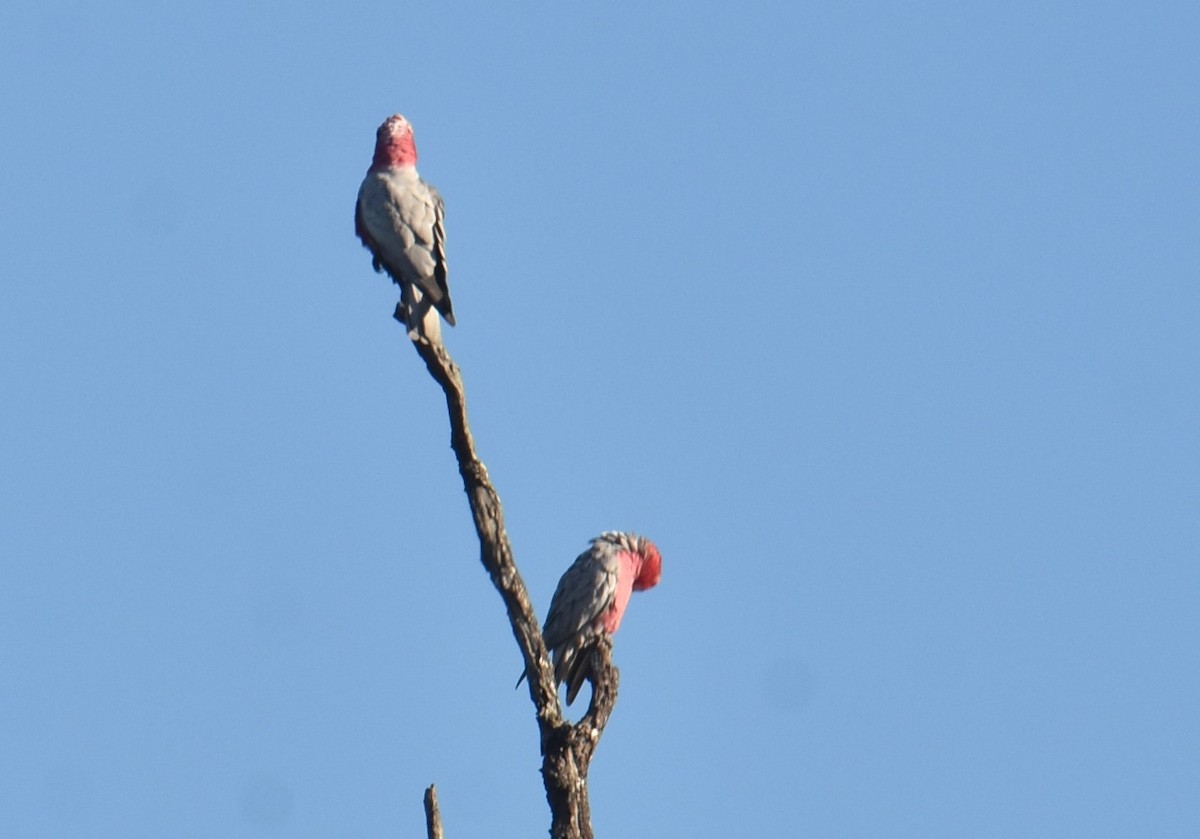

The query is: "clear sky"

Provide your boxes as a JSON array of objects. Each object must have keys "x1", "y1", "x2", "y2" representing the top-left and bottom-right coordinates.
[{"x1": 2, "y1": 1, "x2": 1198, "y2": 836}]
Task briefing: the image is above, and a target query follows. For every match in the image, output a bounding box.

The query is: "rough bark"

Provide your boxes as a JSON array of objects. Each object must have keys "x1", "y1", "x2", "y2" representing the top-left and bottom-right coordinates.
[
  {"x1": 423, "y1": 785, "x2": 443, "y2": 839},
  {"x1": 404, "y1": 317, "x2": 620, "y2": 838}
]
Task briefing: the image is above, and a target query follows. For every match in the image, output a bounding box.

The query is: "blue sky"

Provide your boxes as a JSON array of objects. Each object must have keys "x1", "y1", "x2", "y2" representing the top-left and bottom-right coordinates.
[{"x1": 2, "y1": 1, "x2": 1198, "y2": 836}]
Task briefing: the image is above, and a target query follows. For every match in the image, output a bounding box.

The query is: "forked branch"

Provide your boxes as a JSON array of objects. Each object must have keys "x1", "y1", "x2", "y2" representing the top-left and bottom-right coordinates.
[{"x1": 405, "y1": 321, "x2": 621, "y2": 839}]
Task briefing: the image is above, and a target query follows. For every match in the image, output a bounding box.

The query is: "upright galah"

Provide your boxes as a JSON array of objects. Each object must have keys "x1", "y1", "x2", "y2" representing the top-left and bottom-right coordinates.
[
  {"x1": 528, "y1": 531, "x2": 663, "y2": 705},
  {"x1": 355, "y1": 114, "x2": 455, "y2": 343}
]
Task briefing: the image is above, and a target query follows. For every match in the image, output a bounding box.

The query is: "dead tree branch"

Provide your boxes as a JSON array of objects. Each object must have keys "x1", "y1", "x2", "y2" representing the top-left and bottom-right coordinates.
[
  {"x1": 404, "y1": 319, "x2": 621, "y2": 839},
  {"x1": 423, "y1": 785, "x2": 443, "y2": 839}
]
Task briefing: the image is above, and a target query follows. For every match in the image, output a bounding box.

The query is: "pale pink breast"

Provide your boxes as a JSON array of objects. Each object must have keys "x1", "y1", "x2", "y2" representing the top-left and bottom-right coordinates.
[{"x1": 598, "y1": 551, "x2": 640, "y2": 635}]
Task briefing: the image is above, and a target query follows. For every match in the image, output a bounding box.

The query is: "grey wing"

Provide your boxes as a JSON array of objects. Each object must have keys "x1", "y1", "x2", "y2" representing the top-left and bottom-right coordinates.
[
  {"x1": 427, "y1": 187, "x2": 454, "y2": 324},
  {"x1": 355, "y1": 177, "x2": 389, "y2": 274},
  {"x1": 391, "y1": 178, "x2": 453, "y2": 321},
  {"x1": 542, "y1": 550, "x2": 618, "y2": 651}
]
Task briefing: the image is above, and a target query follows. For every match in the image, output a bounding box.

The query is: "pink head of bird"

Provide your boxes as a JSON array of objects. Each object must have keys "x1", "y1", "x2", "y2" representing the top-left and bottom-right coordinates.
[
  {"x1": 371, "y1": 114, "x2": 418, "y2": 169},
  {"x1": 633, "y1": 539, "x2": 662, "y2": 591}
]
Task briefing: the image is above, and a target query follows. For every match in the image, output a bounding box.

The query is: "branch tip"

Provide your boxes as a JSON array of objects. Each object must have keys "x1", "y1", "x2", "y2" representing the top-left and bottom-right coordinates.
[{"x1": 423, "y1": 784, "x2": 443, "y2": 839}]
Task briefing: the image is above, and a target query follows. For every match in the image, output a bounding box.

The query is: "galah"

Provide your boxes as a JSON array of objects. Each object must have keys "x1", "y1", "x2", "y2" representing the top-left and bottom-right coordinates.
[
  {"x1": 523, "y1": 531, "x2": 663, "y2": 705},
  {"x1": 355, "y1": 114, "x2": 455, "y2": 343}
]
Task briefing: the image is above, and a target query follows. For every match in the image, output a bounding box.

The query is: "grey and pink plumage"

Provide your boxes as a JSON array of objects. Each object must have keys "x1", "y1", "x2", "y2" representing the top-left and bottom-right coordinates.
[
  {"x1": 528, "y1": 532, "x2": 663, "y2": 705},
  {"x1": 356, "y1": 114, "x2": 455, "y2": 343},
  {"x1": 356, "y1": 118, "x2": 662, "y2": 705}
]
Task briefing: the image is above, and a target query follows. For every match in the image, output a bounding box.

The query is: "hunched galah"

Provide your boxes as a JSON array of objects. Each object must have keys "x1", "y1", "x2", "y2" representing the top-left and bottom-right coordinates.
[
  {"x1": 355, "y1": 114, "x2": 455, "y2": 343},
  {"x1": 524, "y1": 532, "x2": 663, "y2": 705}
]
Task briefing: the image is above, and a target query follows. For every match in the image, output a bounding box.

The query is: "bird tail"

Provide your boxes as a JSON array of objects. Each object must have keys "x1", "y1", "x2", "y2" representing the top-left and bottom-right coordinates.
[
  {"x1": 561, "y1": 651, "x2": 591, "y2": 706},
  {"x1": 397, "y1": 286, "x2": 443, "y2": 344},
  {"x1": 515, "y1": 647, "x2": 593, "y2": 705},
  {"x1": 516, "y1": 650, "x2": 573, "y2": 701}
]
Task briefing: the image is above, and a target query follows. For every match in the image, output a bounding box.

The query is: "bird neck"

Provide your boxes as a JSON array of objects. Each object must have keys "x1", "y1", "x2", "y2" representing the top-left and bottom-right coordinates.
[{"x1": 371, "y1": 134, "x2": 418, "y2": 170}]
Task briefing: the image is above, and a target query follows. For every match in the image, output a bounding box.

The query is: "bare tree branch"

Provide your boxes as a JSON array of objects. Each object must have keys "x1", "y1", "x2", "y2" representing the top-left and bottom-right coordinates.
[
  {"x1": 540, "y1": 639, "x2": 620, "y2": 839},
  {"x1": 406, "y1": 328, "x2": 560, "y2": 722},
  {"x1": 403, "y1": 319, "x2": 624, "y2": 839},
  {"x1": 423, "y1": 785, "x2": 443, "y2": 839}
]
